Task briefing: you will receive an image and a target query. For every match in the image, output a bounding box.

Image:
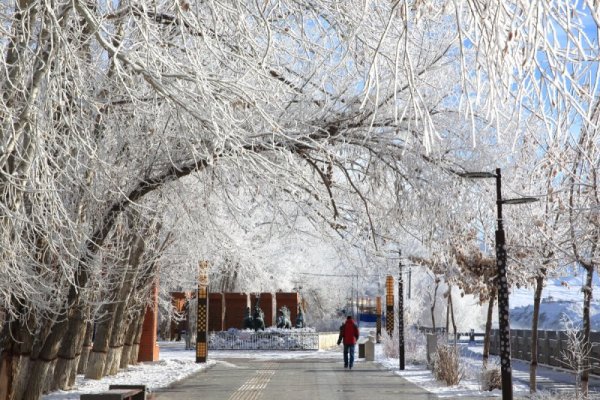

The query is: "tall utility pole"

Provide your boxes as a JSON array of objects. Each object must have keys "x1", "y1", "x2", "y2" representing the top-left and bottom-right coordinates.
[{"x1": 398, "y1": 250, "x2": 405, "y2": 371}]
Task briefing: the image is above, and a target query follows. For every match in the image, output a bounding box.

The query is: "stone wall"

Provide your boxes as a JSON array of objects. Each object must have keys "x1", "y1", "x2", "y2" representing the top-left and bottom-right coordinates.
[
  {"x1": 223, "y1": 293, "x2": 250, "y2": 330},
  {"x1": 209, "y1": 293, "x2": 225, "y2": 332}
]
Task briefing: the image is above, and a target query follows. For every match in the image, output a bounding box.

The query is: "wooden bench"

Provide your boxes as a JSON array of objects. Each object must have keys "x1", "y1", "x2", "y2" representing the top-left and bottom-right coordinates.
[{"x1": 80, "y1": 385, "x2": 146, "y2": 400}]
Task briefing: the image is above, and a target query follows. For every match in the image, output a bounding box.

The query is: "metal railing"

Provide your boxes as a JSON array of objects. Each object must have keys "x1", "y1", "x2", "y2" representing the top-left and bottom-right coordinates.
[{"x1": 209, "y1": 331, "x2": 320, "y2": 350}]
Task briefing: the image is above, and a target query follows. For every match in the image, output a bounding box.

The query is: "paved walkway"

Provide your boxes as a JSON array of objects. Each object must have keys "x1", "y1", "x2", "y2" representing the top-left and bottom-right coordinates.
[
  {"x1": 512, "y1": 357, "x2": 600, "y2": 395},
  {"x1": 460, "y1": 345, "x2": 600, "y2": 396},
  {"x1": 152, "y1": 356, "x2": 443, "y2": 400}
]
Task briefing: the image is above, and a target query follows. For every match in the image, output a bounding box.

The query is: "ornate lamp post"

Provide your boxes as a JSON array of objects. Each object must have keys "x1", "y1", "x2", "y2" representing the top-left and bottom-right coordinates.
[
  {"x1": 398, "y1": 250, "x2": 405, "y2": 371},
  {"x1": 460, "y1": 168, "x2": 538, "y2": 400},
  {"x1": 386, "y1": 248, "x2": 405, "y2": 371}
]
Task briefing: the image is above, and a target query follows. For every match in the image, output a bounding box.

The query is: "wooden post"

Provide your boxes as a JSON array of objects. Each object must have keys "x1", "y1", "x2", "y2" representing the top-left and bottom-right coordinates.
[{"x1": 196, "y1": 261, "x2": 209, "y2": 363}]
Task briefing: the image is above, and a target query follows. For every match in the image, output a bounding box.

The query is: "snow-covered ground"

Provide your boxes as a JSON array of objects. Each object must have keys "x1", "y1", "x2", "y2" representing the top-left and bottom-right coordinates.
[
  {"x1": 44, "y1": 344, "x2": 215, "y2": 400},
  {"x1": 507, "y1": 273, "x2": 600, "y2": 331},
  {"x1": 510, "y1": 272, "x2": 600, "y2": 310},
  {"x1": 510, "y1": 300, "x2": 600, "y2": 330},
  {"x1": 42, "y1": 338, "x2": 588, "y2": 400}
]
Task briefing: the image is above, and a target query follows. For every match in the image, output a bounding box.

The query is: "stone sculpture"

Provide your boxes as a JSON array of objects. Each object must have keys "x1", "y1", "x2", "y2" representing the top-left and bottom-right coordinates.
[{"x1": 276, "y1": 306, "x2": 292, "y2": 329}]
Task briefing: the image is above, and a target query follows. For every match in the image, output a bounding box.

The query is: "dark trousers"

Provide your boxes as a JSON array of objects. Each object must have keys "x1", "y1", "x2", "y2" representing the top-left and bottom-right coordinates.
[{"x1": 343, "y1": 344, "x2": 355, "y2": 368}]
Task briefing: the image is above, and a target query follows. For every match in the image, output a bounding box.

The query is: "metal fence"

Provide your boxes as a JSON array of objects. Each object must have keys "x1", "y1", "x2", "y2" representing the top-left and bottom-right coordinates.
[
  {"x1": 209, "y1": 331, "x2": 320, "y2": 350},
  {"x1": 489, "y1": 329, "x2": 600, "y2": 375},
  {"x1": 419, "y1": 327, "x2": 600, "y2": 375}
]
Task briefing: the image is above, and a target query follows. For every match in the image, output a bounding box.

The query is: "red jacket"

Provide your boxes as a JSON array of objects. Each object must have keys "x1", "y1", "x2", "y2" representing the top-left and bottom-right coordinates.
[{"x1": 341, "y1": 319, "x2": 359, "y2": 345}]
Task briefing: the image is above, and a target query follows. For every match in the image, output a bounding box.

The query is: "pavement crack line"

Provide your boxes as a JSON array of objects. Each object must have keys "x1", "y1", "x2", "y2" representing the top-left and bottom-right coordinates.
[{"x1": 227, "y1": 363, "x2": 276, "y2": 400}]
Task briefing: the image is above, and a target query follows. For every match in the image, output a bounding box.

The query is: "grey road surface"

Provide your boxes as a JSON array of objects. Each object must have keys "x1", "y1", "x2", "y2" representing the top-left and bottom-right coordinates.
[{"x1": 152, "y1": 357, "x2": 442, "y2": 400}]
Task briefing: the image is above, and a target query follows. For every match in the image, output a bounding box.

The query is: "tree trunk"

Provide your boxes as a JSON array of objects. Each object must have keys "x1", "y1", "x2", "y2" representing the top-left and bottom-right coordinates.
[
  {"x1": 104, "y1": 308, "x2": 127, "y2": 376},
  {"x1": 52, "y1": 305, "x2": 89, "y2": 390},
  {"x1": 445, "y1": 290, "x2": 450, "y2": 337},
  {"x1": 0, "y1": 318, "x2": 31, "y2": 400},
  {"x1": 449, "y1": 290, "x2": 457, "y2": 344},
  {"x1": 120, "y1": 313, "x2": 140, "y2": 368},
  {"x1": 85, "y1": 304, "x2": 117, "y2": 380},
  {"x1": 9, "y1": 323, "x2": 35, "y2": 400},
  {"x1": 120, "y1": 306, "x2": 148, "y2": 368},
  {"x1": 21, "y1": 316, "x2": 70, "y2": 400},
  {"x1": 42, "y1": 360, "x2": 57, "y2": 394},
  {"x1": 580, "y1": 265, "x2": 593, "y2": 397},
  {"x1": 529, "y1": 273, "x2": 545, "y2": 393},
  {"x1": 107, "y1": 233, "x2": 145, "y2": 375},
  {"x1": 0, "y1": 319, "x2": 19, "y2": 400},
  {"x1": 430, "y1": 279, "x2": 439, "y2": 331},
  {"x1": 0, "y1": 354, "x2": 11, "y2": 400},
  {"x1": 77, "y1": 321, "x2": 94, "y2": 374},
  {"x1": 482, "y1": 287, "x2": 496, "y2": 369},
  {"x1": 10, "y1": 357, "x2": 30, "y2": 400},
  {"x1": 130, "y1": 314, "x2": 146, "y2": 365},
  {"x1": 86, "y1": 231, "x2": 135, "y2": 380},
  {"x1": 12, "y1": 316, "x2": 49, "y2": 400}
]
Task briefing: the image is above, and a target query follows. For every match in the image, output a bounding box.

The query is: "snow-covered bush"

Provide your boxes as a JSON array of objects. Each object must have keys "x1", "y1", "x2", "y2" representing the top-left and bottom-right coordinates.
[
  {"x1": 380, "y1": 329, "x2": 398, "y2": 359},
  {"x1": 405, "y1": 326, "x2": 427, "y2": 364},
  {"x1": 530, "y1": 391, "x2": 589, "y2": 400},
  {"x1": 380, "y1": 326, "x2": 426, "y2": 364},
  {"x1": 208, "y1": 327, "x2": 318, "y2": 350},
  {"x1": 432, "y1": 344, "x2": 464, "y2": 386},
  {"x1": 480, "y1": 367, "x2": 501, "y2": 391},
  {"x1": 559, "y1": 316, "x2": 598, "y2": 399}
]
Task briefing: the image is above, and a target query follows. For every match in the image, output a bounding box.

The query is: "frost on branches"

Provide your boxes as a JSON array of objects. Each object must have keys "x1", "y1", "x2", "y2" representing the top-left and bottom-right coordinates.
[{"x1": 1, "y1": 1, "x2": 599, "y2": 400}]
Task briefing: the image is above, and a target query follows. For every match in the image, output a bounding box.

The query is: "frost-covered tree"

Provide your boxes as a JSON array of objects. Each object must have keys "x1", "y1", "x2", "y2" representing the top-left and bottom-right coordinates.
[
  {"x1": 558, "y1": 121, "x2": 600, "y2": 397},
  {"x1": 1, "y1": 2, "x2": 599, "y2": 399}
]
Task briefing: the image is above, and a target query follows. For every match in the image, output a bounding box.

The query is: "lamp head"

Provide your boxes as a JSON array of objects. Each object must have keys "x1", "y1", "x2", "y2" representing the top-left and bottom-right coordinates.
[
  {"x1": 458, "y1": 171, "x2": 497, "y2": 179},
  {"x1": 501, "y1": 197, "x2": 539, "y2": 205}
]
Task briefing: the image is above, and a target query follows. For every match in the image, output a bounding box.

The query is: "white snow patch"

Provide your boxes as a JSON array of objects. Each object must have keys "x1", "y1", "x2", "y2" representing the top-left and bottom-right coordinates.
[{"x1": 43, "y1": 343, "x2": 213, "y2": 400}]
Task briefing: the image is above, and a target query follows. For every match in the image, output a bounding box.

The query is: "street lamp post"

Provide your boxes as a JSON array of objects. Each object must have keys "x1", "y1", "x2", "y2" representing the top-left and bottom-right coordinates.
[
  {"x1": 398, "y1": 250, "x2": 405, "y2": 371},
  {"x1": 493, "y1": 169, "x2": 513, "y2": 400},
  {"x1": 460, "y1": 168, "x2": 538, "y2": 400}
]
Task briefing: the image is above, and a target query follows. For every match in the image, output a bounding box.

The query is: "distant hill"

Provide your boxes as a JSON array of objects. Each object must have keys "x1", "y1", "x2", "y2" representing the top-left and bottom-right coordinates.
[{"x1": 510, "y1": 300, "x2": 600, "y2": 331}]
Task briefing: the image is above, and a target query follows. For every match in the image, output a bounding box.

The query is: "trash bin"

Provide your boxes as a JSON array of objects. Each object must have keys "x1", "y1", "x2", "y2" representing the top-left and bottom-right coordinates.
[
  {"x1": 365, "y1": 335, "x2": 375, "y2": 361},
  {"x1": 358, "y1": 341, "x2": 365, "y2": 358}
]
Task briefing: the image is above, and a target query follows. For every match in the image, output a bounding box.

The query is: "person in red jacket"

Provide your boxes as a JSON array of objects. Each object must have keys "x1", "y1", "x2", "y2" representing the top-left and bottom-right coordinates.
[{"x1": 337, "y1": 315, "x2": 359, "y2": 370}]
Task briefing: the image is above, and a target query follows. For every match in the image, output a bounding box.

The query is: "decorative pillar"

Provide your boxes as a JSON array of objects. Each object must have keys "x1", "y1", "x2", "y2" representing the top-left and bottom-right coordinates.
[
  {"x1": 196, "y1": 261, "x2": 209, "y2": 363},
  {"x1": 138, "y1": 281, "x2": 160, "y2": 361},
  {"x1": 385, "y1": 275, "x2": 394, "y2": 337}
]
